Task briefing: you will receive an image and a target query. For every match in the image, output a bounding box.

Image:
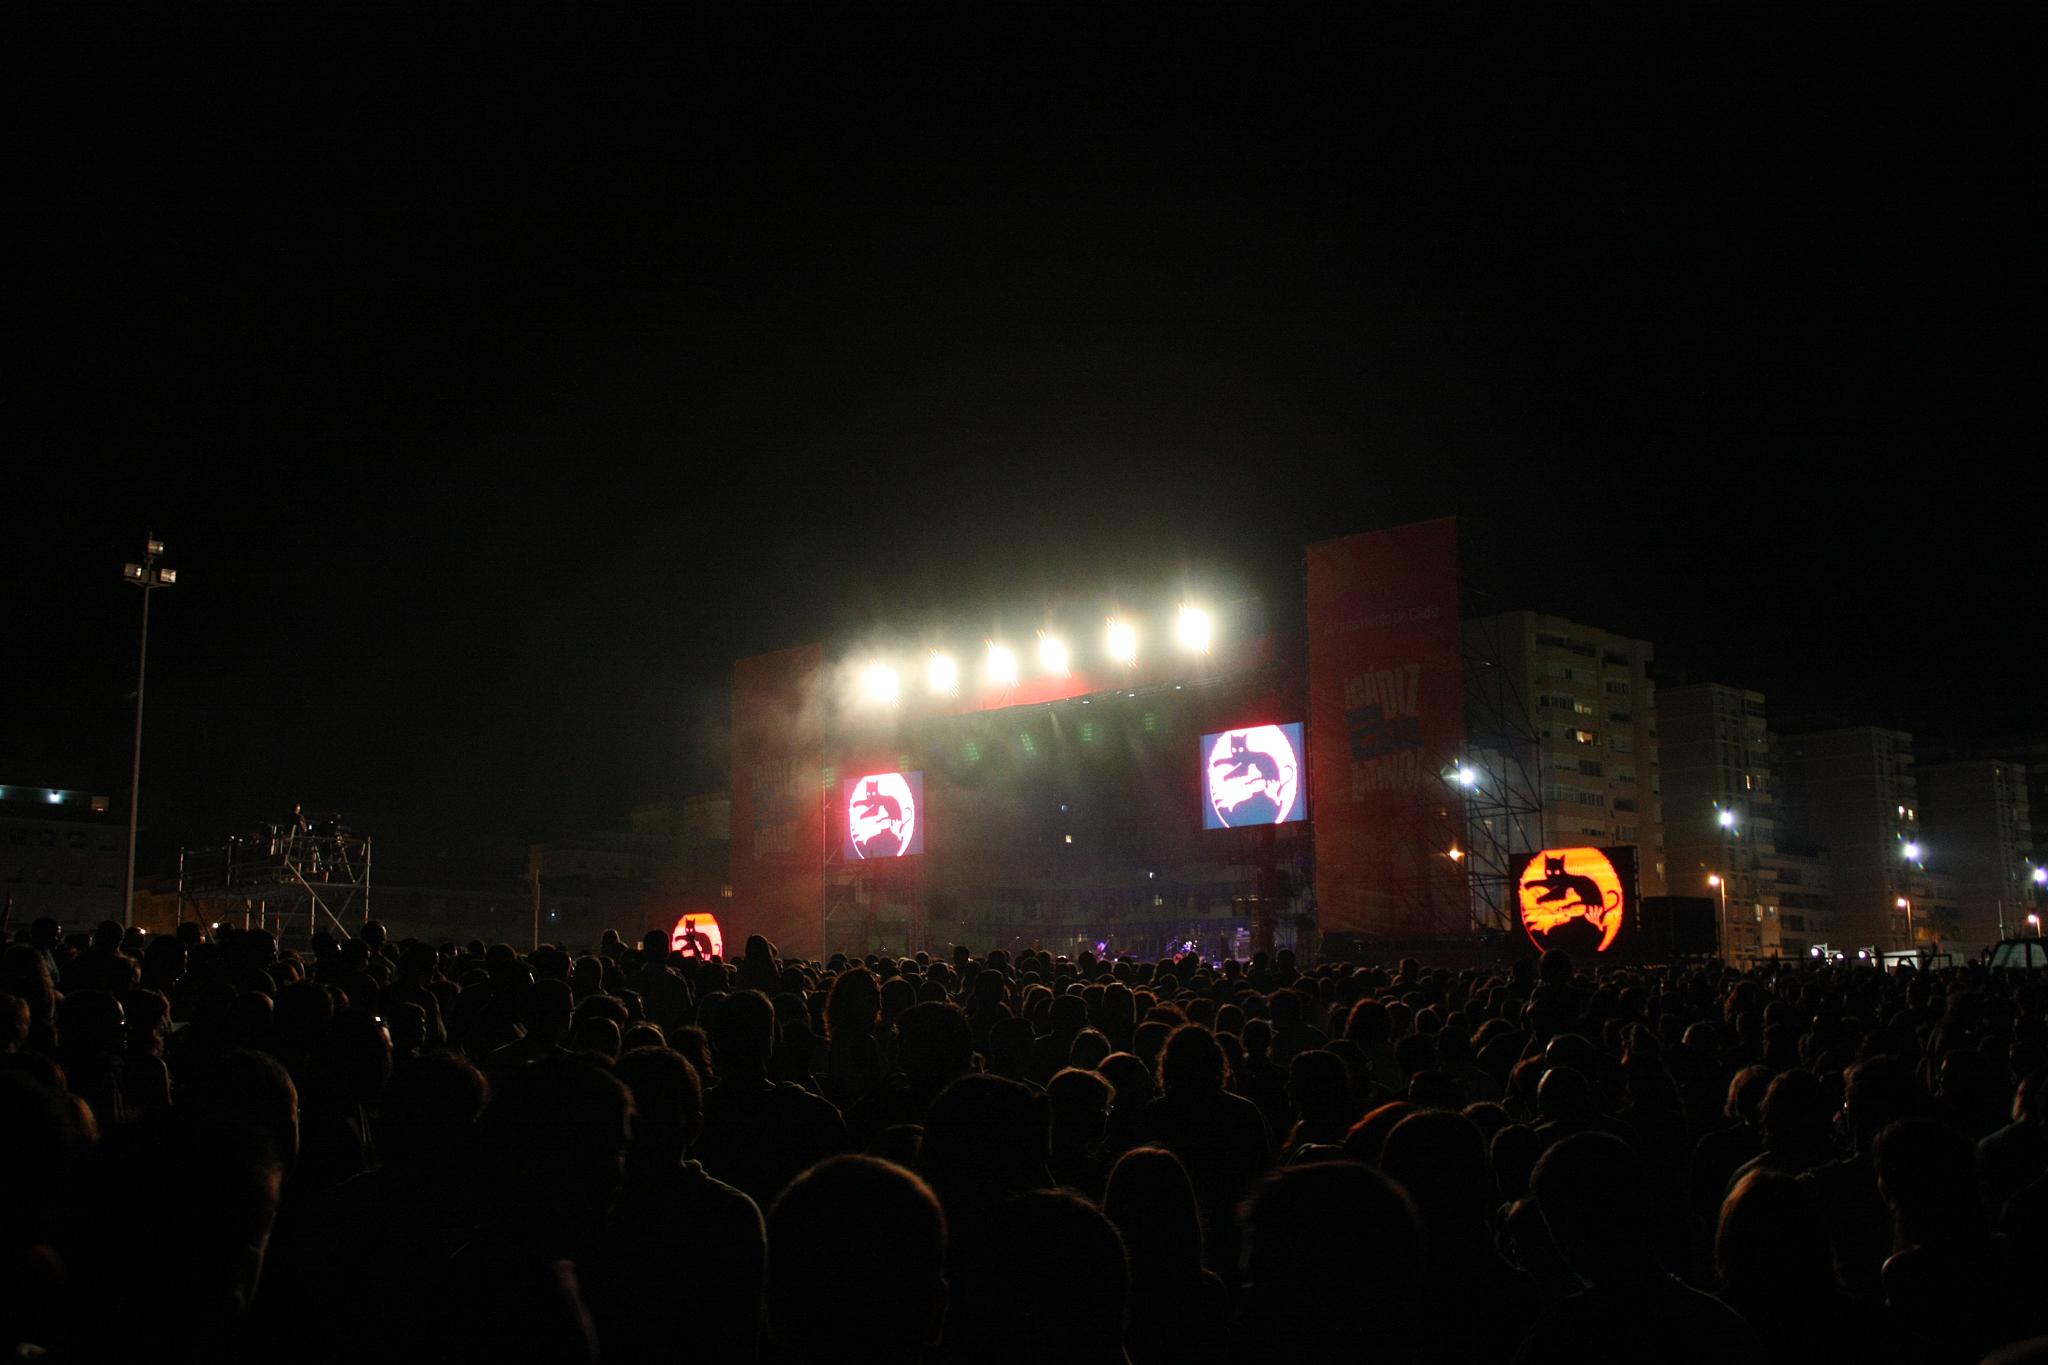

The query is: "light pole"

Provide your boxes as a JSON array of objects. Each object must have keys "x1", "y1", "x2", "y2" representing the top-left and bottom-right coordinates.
[
  {"x1": 1714, "y1": 803, "x2": 1739, "y2": 963},
  {"x1": 1708, "y1": 873, "x2": 1728, "y2": 960},
  {"x1": 1899, "y1": 840, "x2": 1923, "y2": 953},
  {"x1": 121, "y1": 536, "x2": 176, "y2": 929}
]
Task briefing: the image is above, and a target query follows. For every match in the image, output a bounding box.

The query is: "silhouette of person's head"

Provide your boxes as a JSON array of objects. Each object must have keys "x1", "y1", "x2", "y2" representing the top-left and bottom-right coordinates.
[
  {"x1": 897, "y1": 999, "x2": 974, "y2": 1089},
  {"x1": 0, "y1": 992, "x2": 28, "y2": 1053},
  {"x1": 767, "y1": 1155, "x2": 947, "y2": 1364},
  {"x1": 1343, "y1": 1101, "x2": 1417, "y2": 1165},
  {"x1": 524, "y1": 979, "x2": 575, "y2": 1046},
  {"x1": 70, "y1": 1112, "x2": 282, "y2": 1358},
  {"x1": 1103, "y1": 1144, "x2": 1205, "y2": 1283},
  {"x1": 1724, "y1": 1063, "x2": 1773, "y2": 1126},
  {"x1": 1537, "y1": 1063, "x2": 1598, "y2": 1126},
  {"x1": 1381, "y1": 1108, "x2": 1496, "y2": 1239},
  {"x1": 826, "y1": 967, "x2": 881, "y2": 1041},
  {"x1": 1239, "y1": 1161, "x2": 1421, "y2": 1363},
  {"x1": 1098, "y1": 1051, "x2": 1155, "y2": 1109},
  {"x1": 961, "y1": 1189, "x2": 1130, "y2": 1365},
  {"x1": 1490, "y1": 1121, "x2": 1542, "y2": 1202},
  {"x1": 481, "y1": 1057, "x2": 632, "y2": 1240},
  {"x1": 1047, "y1": 1066, "x2": 1113, "y2": 1153},
  {"x1": 55, "y1": 989, "x2": 124, "y2": 1057},
  {"x1": 708, "y1": 989, "x2": 775, "y2": 1078},
  {"x1": 378, "y1": 1050, "x2": 487, "y2": 1172},
  {"x1": 920, "y1": 1073, "x2": 1051, "y2": 1224},
  {"x1": 1530, "y1": 1131, "x2": 1656, "y2": 1285},
  {"x1": 1843, "y1": 1055, "x2": 1919, "y2": 1152},
  {"x1": 1758, "y1": 1067, "x2": 1829, "y2": 1155},
  {"x1": 1287, "y1": 1048, "x2": 1353, "y2": 1129},
  {"x1": 1876, "y1": 1116, "x2": 1984, "y2": 1248},
  {"x1": 611, "y1": 1045, "x2": 704, "y2": 1168},
  {"x1": 1158, "y1": 1024, "x2": 1229, "y2": 1095},
  {"x1": 1716, "y1": 1168, "x2": 1833, "y2": 1299},
  {"x1": 183, "y1": 1048, "x2": 300, "y2": 1168}
]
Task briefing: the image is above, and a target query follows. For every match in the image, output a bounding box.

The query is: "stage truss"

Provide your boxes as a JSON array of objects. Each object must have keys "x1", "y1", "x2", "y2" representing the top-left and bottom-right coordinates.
[
  {"x1": 177, "y1": 809, "x2": 371, "y2": 939},
  {"x1": 1459, "y1": 602, "x2": 1547, "y2": 935}
]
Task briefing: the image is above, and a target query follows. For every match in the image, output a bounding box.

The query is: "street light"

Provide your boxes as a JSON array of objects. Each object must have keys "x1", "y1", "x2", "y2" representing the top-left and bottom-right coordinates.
[
  {"x1": 1708, "y1": 873, "x2": 1728, "y2": 959},
  {"x1": 1896, "y1": 896, "x2": 1913, "y2": 948},
  {"x1": 120, "y1": 534, "x2": 176, "y2": 929},
  {"x1": 2030, "y1": 913, "x2": 2042, "y2": 936}
]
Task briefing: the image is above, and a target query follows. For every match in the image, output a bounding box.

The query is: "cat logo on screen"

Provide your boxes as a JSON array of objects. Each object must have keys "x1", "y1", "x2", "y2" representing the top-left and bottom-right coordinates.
[{"x1": 1518, "y1": 847, "x2": 1626, "y2": 953}]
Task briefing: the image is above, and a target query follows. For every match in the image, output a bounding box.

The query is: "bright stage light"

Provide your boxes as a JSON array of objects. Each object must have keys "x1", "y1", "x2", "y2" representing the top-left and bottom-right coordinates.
[
  {"x1": 1106, "y1": 619, "x2": 1137, "y2": 667},
  {"x1": 1177, "y1": 604, "x2": 1212, "y2": 654},
  {"x1": 1902, "y1": 841, "x2": 1922, "y2": 861},
  {"x1": 1707, "y1": 873, "x2": 1722, "y2": 887},
  {"x1": 1039, "y1": 633, "x2": 1069, "y2": 676},
  {"x1": 1717, "y1": 809, "x2": 1736, "y2": 828},
  {"x1": 1896, "y1": 897, "x2": 1910, "y2": 909},
  {"x1": 2033, "y1": 867, "x2": 2047, "y2": 886},
  {"x1": 987, "y1": 642, "x2": 1018, "y2": 686},
  {"x1": 1456, "y1": 765, "x2": 1478, "y2": 789},
  {"x1": 863, "y1": 662, "x2": 899, "y2": 705},
  {"x1": 928, "y1": 652, "x2": 958, "y2": 696}
]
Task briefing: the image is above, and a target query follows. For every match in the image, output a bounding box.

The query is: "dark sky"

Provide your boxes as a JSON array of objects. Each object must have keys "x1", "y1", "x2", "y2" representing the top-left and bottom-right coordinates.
[{"x1": 5, "y1": 2, "x2": 2033, "y2": 879}]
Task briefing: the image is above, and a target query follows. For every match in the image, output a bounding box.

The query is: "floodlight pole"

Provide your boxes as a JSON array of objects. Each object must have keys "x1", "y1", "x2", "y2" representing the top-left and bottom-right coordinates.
[{"x1": 121, "y1": 535, "x2": 175, "y2": 929}]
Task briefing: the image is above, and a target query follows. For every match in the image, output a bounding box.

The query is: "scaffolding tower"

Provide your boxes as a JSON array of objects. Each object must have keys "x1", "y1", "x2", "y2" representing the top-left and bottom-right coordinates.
[
  {"x1": 177, "y1": 807, "x2": 371, "y2": 940},
  {"x1": 1460, "y1": 601, "x2": 1548, "y2": 934}
]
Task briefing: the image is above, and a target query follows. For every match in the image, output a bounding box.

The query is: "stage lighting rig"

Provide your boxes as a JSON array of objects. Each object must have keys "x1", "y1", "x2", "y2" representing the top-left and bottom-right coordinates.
[
  {"x1": 987, "y1": 642, "x2": 1019, "y2": 686},
  {"x1": 863, "y1": 661, "x2": 899, "y2": 705},
  {"x1": 1039, "y1": 633, "x2": 1070, "y2": 676},
  {"x1": 1177, "y1": 604, "x2": 1212, "y2": 654},
  {"x1": 1106, "y1": 618, "x2": 1138, "y2": 666},
  {"x1": 928, "y1": 652, "x2": 959, "y2": 696}
]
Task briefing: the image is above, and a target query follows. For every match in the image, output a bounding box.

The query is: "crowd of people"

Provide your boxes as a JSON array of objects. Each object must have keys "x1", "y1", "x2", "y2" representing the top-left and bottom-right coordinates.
[{"x1": 3, "y1": 913, "x2": 2046, "y2": 1363}]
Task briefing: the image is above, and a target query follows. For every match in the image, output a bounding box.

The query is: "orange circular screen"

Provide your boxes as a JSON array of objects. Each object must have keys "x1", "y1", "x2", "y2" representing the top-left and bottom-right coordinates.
[
  {"x1": 671, "y1": 912, "x2": 724, "y2": 961},
  {"x1": 1518, "y1": 848, "x2": 1625, "y2": 954}
]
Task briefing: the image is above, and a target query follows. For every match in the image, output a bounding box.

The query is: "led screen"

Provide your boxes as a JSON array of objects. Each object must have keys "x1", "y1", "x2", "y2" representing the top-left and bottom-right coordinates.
[
  {"x1": 841, "y1": 770, "x2": 925, "y2": 859},
  {"x1": 671, "y1": 912, "x2": 724, "y2": 960},
  {"x1": 1514, "y1": 846, "x2": 1636, "y2": 954},
  {"x1": 1200, "y1": 723, "x2": 1306, "y2": 829}
]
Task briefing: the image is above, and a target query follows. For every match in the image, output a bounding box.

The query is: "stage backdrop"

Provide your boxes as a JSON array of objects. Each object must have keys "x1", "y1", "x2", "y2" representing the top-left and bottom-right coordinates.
[
  {"x1": 1307, "y1": 519, "x2": 1466, "y2": 938},
  {"x1": 730, "y1": 645, "x2": 825, "y2": 960}
]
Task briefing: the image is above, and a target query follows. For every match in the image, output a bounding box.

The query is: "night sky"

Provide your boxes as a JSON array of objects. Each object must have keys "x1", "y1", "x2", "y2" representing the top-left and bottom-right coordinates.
[{"x1": 6, "y1": 3, "x2": 2033, "y2": 881}]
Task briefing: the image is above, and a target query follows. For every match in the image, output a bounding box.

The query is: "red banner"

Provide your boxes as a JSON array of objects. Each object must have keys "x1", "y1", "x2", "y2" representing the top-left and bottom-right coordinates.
[
  {"x1": 730, "y1": 645, "x2": 825, "y2": 960},
  {"x1": 1307, "y1": 520, "x2": 1466, "y2": 938}
]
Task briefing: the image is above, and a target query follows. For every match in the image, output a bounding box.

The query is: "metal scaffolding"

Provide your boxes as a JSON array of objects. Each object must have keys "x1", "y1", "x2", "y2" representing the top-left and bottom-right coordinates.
[
  {"x1": 177, "y1": 807, "x2": 371, "y2": 939},
  {"x1": 1461, "y1": 602, "x2": 1548, "y2": 934}
]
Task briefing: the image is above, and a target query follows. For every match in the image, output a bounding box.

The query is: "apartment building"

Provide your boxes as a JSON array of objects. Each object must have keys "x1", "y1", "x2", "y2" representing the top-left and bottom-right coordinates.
[{"x1": 1464, "y1": 610, "x2": 1666, "y2": 899}]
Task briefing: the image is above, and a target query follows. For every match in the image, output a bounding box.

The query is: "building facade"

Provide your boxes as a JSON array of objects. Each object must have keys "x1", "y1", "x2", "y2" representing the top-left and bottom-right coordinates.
[
  {"x1": 1773, "y1": 726, "x2": 1928, "y2": 955},
  {"x1": 1659, "y1": 683, "x2": 1780, "y2": 964},
  {"x1": 0, "y1": 784, "x2": 124, "y2": 926},
  {"x1": 1464, "y1": 611, "x2": 1667, "y2": 906},
  {"x1": 1917, "y1": 759, "x2": 2037, "y2": 957}
]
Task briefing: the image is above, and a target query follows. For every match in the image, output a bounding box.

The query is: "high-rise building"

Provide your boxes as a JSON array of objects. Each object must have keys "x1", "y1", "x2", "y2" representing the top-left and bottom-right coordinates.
[
  {"x1": 1917, "y1": 759, "x2": 2037, "y2": 956},
  {"x1": 1764, "y1": 848, "x2": 1834, "y2": 960},
  {"x1": 1774, "y1": 726, "x2": 1928, "y2": 954},
  {"x1": 1660, "y1": 683, "x2": 1778, "y2": 964},
  {"x1": 1463, "y1": 611, "x2": 1666, "y2": 901}
]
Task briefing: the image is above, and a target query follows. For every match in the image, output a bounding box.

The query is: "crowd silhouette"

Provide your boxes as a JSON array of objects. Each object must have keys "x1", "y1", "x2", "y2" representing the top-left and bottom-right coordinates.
[{"x1": 3, "y1": 914, "x2": 2046, "y2": 1362}]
